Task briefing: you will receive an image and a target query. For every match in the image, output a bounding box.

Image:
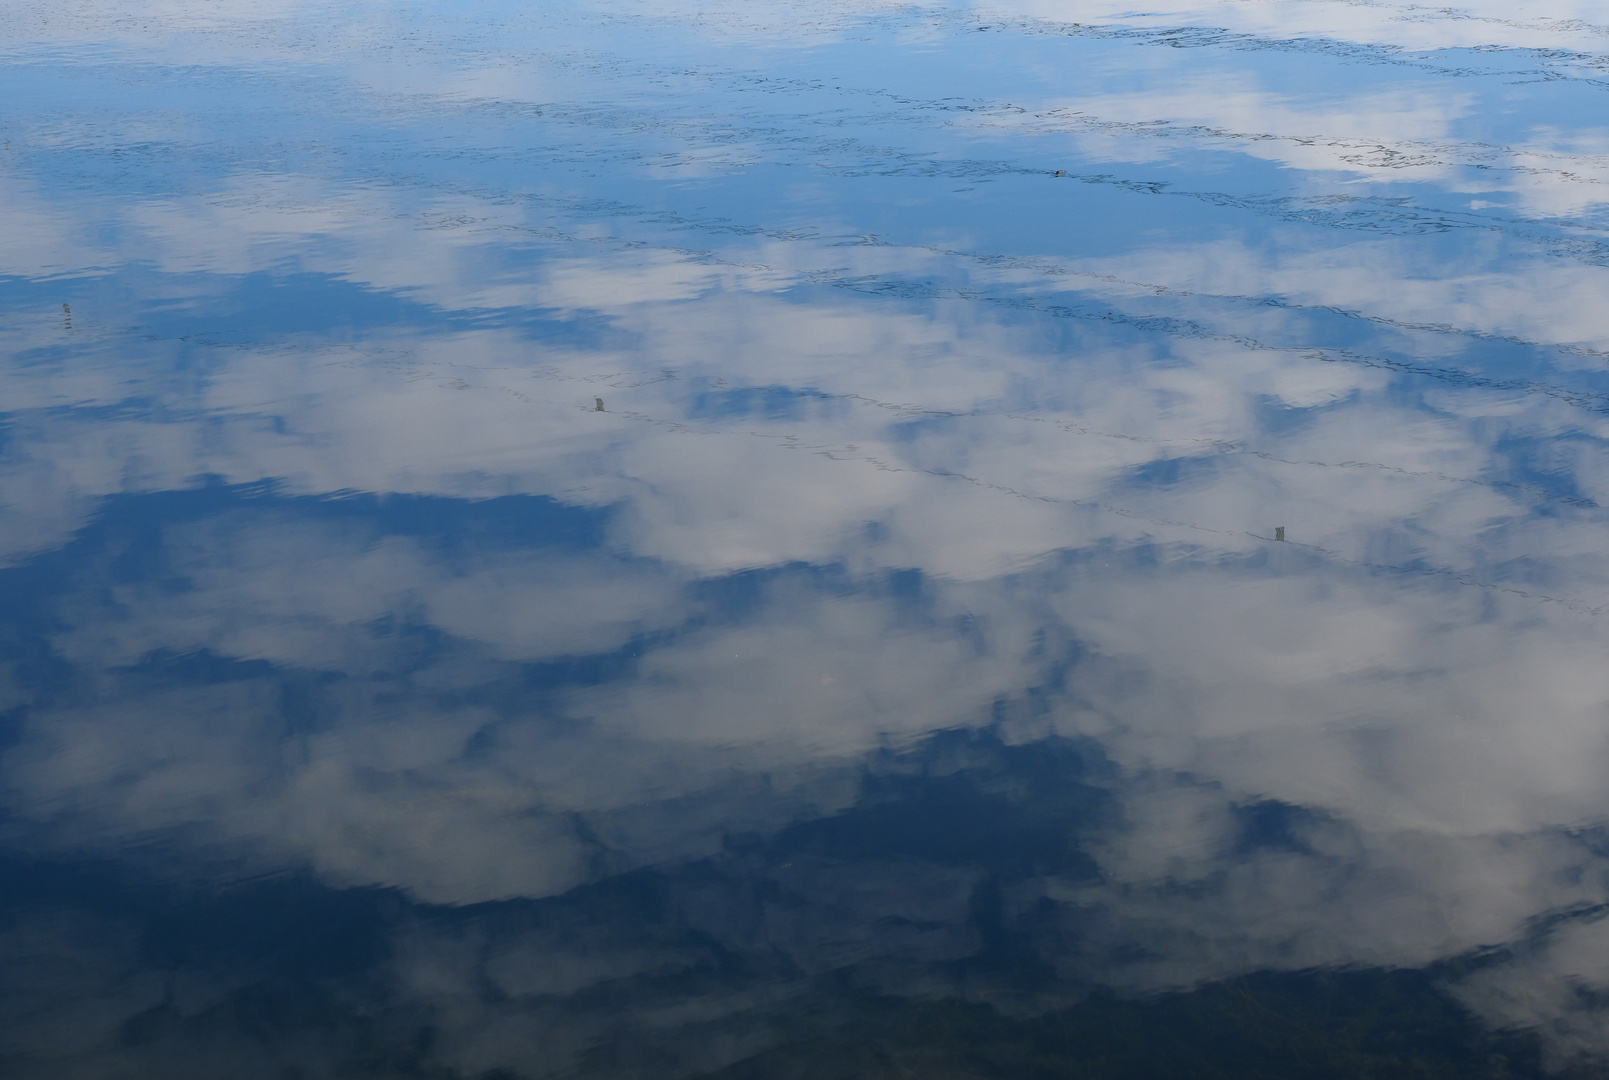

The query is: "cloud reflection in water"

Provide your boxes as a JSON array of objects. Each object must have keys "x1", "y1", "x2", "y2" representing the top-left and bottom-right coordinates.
[{"x1": 4, "y1": 0, "x2": 1609, "y2": 1073}]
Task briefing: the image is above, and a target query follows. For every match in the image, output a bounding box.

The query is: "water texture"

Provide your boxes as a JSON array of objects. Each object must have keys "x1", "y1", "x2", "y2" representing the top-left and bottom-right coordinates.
[{"x1": 4, "y1": 0, "x2": 1609, "y2": 1075}]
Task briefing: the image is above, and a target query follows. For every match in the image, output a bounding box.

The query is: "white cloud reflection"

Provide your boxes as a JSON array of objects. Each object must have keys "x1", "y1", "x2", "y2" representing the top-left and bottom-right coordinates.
[
  {"x1": 6, "y1": 0, "x2": 1609, "y2": 1069},
  {"x1": 5, "y1": 225, "x2": 1609, "y2": 1057}
]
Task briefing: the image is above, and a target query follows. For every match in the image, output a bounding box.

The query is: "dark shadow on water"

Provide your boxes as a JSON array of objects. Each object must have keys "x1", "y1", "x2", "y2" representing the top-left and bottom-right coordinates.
[
  {"x1": 0, "y1": 728, "x2": 1579, "y2": 1077},
  {"x1": 690, "y1": 971, "x2": 1556, "y2": 1080}
]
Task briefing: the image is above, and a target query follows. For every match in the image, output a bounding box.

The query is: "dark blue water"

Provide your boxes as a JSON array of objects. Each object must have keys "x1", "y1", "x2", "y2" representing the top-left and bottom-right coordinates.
[{"x1": 5, "y1": 0, "x2": 1609, "y2": 1075}]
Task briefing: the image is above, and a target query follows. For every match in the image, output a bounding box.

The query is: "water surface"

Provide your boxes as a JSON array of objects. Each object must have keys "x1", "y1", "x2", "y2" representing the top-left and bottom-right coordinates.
[{"x1": 5, "y1": 0, "x2": 1609, "y2": 1075}]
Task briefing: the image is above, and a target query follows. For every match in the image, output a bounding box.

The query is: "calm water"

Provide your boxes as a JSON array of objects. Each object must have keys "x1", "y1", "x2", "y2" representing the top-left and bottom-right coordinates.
[{"x1": 4, "y1": 0, "x2": 1609, "y2": 1075}]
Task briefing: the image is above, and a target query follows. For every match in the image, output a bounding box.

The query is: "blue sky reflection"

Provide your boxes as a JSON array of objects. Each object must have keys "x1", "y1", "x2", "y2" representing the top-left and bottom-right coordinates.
[{"x1": 5, "y1": 0, "x2": 1609, "y2": 1073}]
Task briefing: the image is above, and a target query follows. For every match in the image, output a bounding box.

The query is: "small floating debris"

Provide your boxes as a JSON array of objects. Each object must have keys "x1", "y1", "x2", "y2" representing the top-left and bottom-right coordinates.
[
  {"x1": 1275, "y1": 526, "x2": 1285, "y2": 541},
  {"x1": 594, "y1": 397, "x2": 605, "y2": 412}
]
